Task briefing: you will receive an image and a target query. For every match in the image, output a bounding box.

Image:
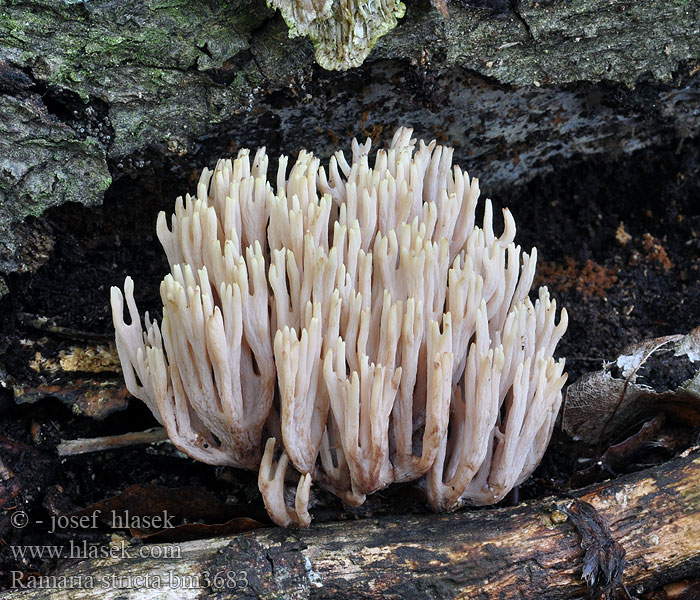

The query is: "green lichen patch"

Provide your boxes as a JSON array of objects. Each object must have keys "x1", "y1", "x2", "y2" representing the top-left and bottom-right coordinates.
[{"x1": 0, "y1": 95, "x2": 110, "y2": 273}]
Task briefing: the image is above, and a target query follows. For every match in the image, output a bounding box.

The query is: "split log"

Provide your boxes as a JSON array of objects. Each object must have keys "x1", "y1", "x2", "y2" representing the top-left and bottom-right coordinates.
[{"x1": 2, "y1": 450, "x2": 698, "y2": 600}]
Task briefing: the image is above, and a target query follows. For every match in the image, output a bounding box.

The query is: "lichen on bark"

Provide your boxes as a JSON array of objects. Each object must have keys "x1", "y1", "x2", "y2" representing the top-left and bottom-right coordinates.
[
  {"x1": 0, "y1": 0, "x2": 699, "y2": 292},
  {"x1": 0, "y1": 94, "x2": 111, "y2": 276}
]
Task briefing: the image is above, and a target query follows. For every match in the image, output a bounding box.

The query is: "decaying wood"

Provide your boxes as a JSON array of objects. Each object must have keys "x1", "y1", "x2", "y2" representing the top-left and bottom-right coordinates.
[
  {"x1": 1, "y1": 0, "x2": 699, "y2": 284},
  {"x1": 2, "y1": 450, "x2": 698, "y2": 600}
]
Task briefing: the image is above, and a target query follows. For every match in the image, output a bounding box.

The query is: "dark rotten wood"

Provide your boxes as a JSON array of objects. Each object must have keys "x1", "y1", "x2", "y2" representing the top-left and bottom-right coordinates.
[{"x1": 2, "y1": 450, "x2": 698, "y2": 599}]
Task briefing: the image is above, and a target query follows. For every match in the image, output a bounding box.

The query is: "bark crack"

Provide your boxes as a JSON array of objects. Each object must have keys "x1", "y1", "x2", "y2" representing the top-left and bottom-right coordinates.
[{"x1": 510, "y1": 0, "x2": 534, "y2": 43}]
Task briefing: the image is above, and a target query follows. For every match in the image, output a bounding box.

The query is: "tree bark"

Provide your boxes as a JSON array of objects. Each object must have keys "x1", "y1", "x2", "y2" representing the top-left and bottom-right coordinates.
[
  {"x1": 1, "y1": 0, "x2": 699, "y2": 281},
  {"x1": 2, "y1": 450, "x2": 698, "y2": 600}
]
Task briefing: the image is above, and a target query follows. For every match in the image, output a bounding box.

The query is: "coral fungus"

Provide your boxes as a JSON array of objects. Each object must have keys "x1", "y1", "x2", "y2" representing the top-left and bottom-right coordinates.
[{"x1": 111, "y1": 127, "x2": 568, "y2": 526}]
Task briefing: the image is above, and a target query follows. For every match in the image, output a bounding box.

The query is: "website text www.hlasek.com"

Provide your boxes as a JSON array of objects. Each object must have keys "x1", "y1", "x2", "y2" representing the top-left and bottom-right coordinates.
[{"x1": 8, "y1": 509, "x2": 249, "y2": 591}]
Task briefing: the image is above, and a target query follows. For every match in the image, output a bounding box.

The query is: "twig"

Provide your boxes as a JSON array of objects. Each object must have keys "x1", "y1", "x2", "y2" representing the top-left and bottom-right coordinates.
[{"x1": 57, "y1": 428, "x2": 170, "y2": 456}]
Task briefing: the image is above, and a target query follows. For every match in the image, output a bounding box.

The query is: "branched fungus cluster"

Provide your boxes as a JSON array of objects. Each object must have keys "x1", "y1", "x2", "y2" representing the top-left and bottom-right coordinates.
[{"x1": 111, "y1": 128, "x2": 568, "y2": 526}]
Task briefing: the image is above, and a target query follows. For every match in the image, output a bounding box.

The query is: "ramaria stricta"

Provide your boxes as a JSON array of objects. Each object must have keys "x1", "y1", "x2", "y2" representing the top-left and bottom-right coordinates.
[{"x1": 111, "y1": 127, "x2": 568, "y2": 527}]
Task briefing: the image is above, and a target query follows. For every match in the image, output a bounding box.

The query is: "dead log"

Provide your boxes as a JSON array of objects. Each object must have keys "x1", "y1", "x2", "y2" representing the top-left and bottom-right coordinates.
[{"x1": 2, "y1": 449, "x2": 698, "y2": 600}]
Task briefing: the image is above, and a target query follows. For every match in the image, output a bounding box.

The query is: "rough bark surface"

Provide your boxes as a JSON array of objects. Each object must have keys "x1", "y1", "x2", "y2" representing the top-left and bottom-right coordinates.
[
  {"x1": 0, "y1": 450, "x2": 698, "y2": 600},
  {"x1": 1, "y1": 0, "x2": 699, "y2": 281}
]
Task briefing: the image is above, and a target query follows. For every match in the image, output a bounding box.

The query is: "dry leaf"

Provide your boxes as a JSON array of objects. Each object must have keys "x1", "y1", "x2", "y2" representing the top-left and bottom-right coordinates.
[
  {"x1": 563, "y1": 329, "x2": 700, "y2": 445},
  {"x1": 674, "y1": 326, "x2": 700, "y2": 363},
  {"x1": 615, "y1": 335, "x2": 681, "y2": 381}
]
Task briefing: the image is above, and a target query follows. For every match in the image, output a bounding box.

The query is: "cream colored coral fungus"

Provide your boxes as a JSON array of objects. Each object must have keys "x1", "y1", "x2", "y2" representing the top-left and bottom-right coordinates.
[{"x1": 111, "y1": 127, "x2": 568, "y2": 527}]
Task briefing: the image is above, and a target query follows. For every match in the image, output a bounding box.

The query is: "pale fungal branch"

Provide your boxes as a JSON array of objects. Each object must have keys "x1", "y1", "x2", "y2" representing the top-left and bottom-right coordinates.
[
  {"x1": 258, "y1": 438, "x2": 312, "y2": 527},
  {"x1": 111, "y1": 127, "x2": 568, "y2": 526},
  {"x1": 275, "y1": 302, "x2": 329, "y2": 474}
]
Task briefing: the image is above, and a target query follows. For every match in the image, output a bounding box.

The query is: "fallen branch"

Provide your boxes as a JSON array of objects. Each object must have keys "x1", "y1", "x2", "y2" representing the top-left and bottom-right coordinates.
[{"x1": 2, "y1": 450, "x2": 699, "y2": 599}]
